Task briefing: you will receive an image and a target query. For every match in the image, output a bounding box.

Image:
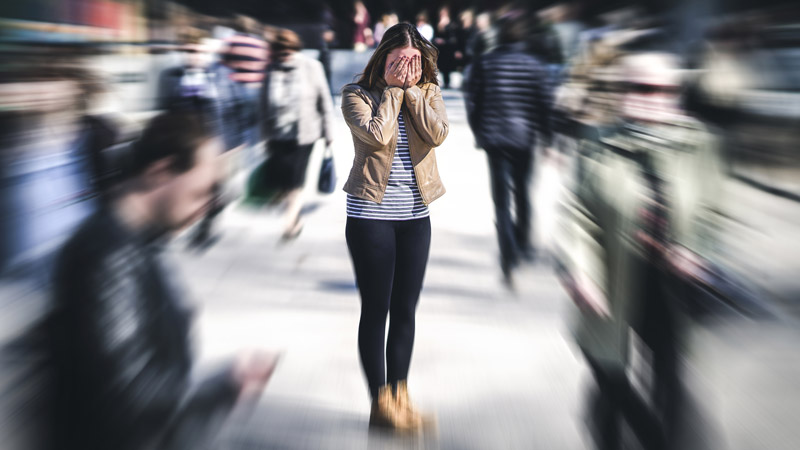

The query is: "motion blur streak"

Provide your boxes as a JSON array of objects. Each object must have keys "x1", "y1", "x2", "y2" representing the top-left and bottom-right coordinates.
[{"x1": 1, "y1": 1, "x2": 799, "y2": 449}]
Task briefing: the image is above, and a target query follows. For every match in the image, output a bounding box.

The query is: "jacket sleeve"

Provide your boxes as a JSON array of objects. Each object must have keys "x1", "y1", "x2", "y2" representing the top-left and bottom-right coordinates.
[
  {"x1": 74, "y1": 253, "x2": 192, "y2": 438},
  {"x1": 402, "y1": 84, "x2": 449, "y2": 147},
  {"x1": 341, "y1": 84, "x2": 404, "y2": 147},
  {"x1": 313, "y1": 60, "x2": 335, "y2": 144},
  {"x1": 535, "y1": 63, "x2": 554, "y2": 148},
  {"x1": 464, "y1": 57, "x2": 483, "y2": 135},
  {"x1": 260, "y1": 71, "x2": 271, "y2": 144}
]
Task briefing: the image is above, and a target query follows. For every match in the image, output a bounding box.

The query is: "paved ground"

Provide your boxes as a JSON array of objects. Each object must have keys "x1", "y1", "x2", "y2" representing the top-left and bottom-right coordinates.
[
  {"x1": 1, "y1": 83, "x2": 798, "y2": 450},
  {"x1": 171, "y1": 87, "x2": 800, "y2": 450},
  {"x1": 173, "y1": 89, "x2": 592, "y2": 449}
]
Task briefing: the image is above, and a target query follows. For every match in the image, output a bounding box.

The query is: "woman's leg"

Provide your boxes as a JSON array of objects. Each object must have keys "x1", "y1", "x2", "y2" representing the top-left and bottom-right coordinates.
[
  {"x1": 282, "y1": 187, "x2": 304, "y2": 238},
  {"x1": 346, "y1": 218, "x2": 397, "y2": 399},
  {"x1": 386, "y1": 217, "x2": 431, "y2": 387},
  {"x1": 281, "y1": 144, "x2": 314, "y2": 239}
]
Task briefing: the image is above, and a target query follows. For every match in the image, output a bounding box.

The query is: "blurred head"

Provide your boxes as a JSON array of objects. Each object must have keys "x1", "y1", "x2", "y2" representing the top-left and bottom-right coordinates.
[
  {"x1": 460, "y1": 9, "x2": 475, "y2": 28},
  {"x1": 496, "y1": 9, "x2": 529, "y2": 45},
  {"x1": 129, "y1": 112, "x2": 221, "y2": 232},
  {"x1": 356, "y1": 23, "x2": 439, "y2": 89},
  {"x1": 178, "y1": 31, "x2": 212, "y2": 68},
  {"x1": 233, "y1": 14, "x2": 261, "y2": 35},
  {"x1": 416, "y1": 12, "x2": 429, "y2": 25},
  {"x1": 271, "y1": 28, "x2": 303, "y2": 64},
  {"x1": 476, "y1": 12, "x2": 491, "y2": 31},
  {"x1": 620, "y1": 52, "x2": 684, "y2": 123}
]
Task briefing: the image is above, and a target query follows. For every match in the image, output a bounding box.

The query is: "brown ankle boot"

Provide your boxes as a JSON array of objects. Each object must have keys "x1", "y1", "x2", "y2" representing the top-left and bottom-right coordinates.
[
  {"x1": 369, "y1": 385, "x2": 401, "y2": 430},
  {"x1": 395, "y1": 381, "x2": 435, "y2": 430}
]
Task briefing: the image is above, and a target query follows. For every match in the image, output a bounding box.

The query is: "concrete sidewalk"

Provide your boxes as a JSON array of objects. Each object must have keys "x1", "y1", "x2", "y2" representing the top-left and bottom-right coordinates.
[{"x1": 172, "y1": 90, "x2": 590, "y2": 449}]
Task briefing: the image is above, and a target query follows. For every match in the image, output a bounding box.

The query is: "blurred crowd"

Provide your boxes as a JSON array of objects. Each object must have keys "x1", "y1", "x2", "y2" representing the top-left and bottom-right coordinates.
[{"x1": 1, "y1": 0, "x2": 799, "y2": 449}]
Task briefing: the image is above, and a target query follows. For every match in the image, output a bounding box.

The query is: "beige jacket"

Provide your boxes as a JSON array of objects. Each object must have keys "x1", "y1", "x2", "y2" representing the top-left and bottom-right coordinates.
[{"x1": 341, "y1": 80, "x2": 448, "y2": 204}]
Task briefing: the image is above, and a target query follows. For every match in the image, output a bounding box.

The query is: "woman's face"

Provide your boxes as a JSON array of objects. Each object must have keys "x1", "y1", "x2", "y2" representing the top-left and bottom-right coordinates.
[{"x1": 383, "y1": 46, "x2": 422, "y2": 77}]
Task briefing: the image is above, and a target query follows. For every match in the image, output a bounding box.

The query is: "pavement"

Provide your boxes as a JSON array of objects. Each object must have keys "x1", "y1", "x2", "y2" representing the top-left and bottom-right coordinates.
[
  {"x1": 167, "y1": 87, "x2": 800, "y2": 450},
  {"x1": 173, "y1": 88, "x2": 591, "y2": 450}
]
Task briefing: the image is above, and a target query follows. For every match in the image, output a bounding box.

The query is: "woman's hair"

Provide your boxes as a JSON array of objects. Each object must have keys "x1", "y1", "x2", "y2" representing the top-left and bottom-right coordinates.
[
  {"x1": 356, "y1": 22, "x2": 438, "y2": 89},
  {"x1": 271, "y1": 28, "x2": 303, "y2": 53}
]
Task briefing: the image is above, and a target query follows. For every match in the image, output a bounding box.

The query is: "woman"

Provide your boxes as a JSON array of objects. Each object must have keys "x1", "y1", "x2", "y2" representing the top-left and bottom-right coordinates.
[
  {"x1": 261, "y1": 28, "x2": 334, "y2": 240},
  {"x1": 341, "y1": 22, "x2": 448, "y2": 431}
]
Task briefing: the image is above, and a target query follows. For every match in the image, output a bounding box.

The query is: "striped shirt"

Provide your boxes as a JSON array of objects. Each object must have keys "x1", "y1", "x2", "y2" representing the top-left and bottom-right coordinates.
[
  {"x1": 222, "y1": 33, "x2": 268, "y2": 84},
  {"x1": 347, "y1": 112, "x2": 430, "y2": 220}
]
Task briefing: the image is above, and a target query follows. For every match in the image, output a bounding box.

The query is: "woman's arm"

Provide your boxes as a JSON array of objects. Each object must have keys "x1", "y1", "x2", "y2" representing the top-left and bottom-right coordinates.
[
  {"x1": 402, "y1": 84, "x2": 449, "y2": 147},
  {"x1": 341, "y1": 84, "x2": 404, "y2": 147},
  {"x1": 313, "y1": 60, "x2": 335, "y2": 146}
]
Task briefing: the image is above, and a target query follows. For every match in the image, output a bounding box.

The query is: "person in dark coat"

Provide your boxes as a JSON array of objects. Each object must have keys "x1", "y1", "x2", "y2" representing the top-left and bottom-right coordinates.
[
  {"x1": 464, "y1": 9, "x2": 553, "y2": 287},
  {"x1": 433, "y1": 6, "x2": 460, "y2": 89},
  {"x1": 46, "y1": 111, "x2": 279, "y2": 450}
]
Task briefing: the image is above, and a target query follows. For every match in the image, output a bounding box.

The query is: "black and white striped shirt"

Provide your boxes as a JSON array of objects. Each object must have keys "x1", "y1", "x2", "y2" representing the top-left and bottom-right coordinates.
[{"x1": 346, "y1": 112, "x2": 430, "y2": 220}]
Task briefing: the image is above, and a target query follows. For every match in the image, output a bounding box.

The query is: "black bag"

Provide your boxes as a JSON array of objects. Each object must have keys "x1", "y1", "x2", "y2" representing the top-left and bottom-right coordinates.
[{"x1": 317, "y1": 145, "x2": 336, "y2": 194}]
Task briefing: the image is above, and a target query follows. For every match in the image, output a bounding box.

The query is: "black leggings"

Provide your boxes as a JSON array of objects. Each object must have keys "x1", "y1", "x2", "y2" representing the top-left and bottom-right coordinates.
[{"x1": 345, "y1": 216, "x2": 431, "y2": 399}]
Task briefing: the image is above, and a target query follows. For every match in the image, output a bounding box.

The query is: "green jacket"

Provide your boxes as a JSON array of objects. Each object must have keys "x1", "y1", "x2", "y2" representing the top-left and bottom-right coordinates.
[{"x1": 556, "y1": 118, "x2": 723, "y2": 368}]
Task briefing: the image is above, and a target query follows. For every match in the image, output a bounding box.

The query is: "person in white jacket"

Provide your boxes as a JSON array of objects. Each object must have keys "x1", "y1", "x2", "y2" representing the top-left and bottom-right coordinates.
[{"x1": 261, "y1": 28, "x2": 334, "y2": 240}]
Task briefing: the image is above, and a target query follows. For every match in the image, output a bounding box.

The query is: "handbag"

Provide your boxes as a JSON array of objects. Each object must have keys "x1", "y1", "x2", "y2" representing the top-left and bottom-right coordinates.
[
  {"x1": 244, "y1": 154, "x2": 282, "y2": 206},
  {"x1": 317, "y1": 145, "x2": 336, "y2": 194}
]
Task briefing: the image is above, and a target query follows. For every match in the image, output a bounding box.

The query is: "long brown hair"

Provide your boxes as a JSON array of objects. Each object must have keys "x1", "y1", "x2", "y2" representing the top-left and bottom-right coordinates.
[{"x1": 356, "y1": 22, "x2": 439, "y2": 89}]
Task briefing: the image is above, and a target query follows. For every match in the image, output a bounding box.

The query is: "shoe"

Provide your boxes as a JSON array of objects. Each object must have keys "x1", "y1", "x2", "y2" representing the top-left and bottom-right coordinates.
[
  {"x1": 369, "y1": 385, "x2": 406, "y2": 431},
  {"x1": 519, "y1": 246, "x2": 537, "y2": 263},
  {"x1": 395, "y1": 381, "x2": 435, "y2": 431},
  {"x1": 279, "y1": 221, "x2": 304, "y2": 243}
]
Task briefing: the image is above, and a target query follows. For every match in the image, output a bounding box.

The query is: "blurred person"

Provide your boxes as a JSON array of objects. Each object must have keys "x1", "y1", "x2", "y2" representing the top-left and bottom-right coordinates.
[
  {"x1": 320, "y1": 5, "x2": 339, "y2": 85},
  {"x1": 543, "y1": 2, "x2": 586, "y2": 72},
  {"x1": 71, "y1": 69, "x2": 125, "y2": 204},
  {"x1": 416, "y1": 11, "x2": 434, "y2": 42},
  {"x1": 456, "y1": 9, "x2": 475, "y2": 70},
  {"x1": 195, "y1": 17, "x2": 270, "y2": 245},
  {"x1": 158, "y1": 34, "x2": 219, "y2": 122},
  {"x1": 0, "y1": 59, "x2": 117, "y2": 275},
  {"x1": 260, "y1": 28, "x2": 334, "y2": 241},
  {"x1": 468, "y1": 11, "x2": 497, "y2": 59},
  {"x1": 559, "y1": 39, "x2": 725, "y2": 449},
  {"x1": 45, "y1": 111, "x2": 280, "y2": 450},
  {"x1": 619, "y1": 48, "x2": 724, "y2": 449},
  {"x1": 374, "y1": 13, "x2": 399, "y2": 47},
  {"x1": 433, "y1": 6, "x2": 460, "y2": 89},
  {"x1": 464, "y1": 9, "x2": 552, "y2": 288},
  {"x1": 340, "y1": 22, "x2": 448, "y2": 431},
  {"x1": 222, "y1": 15, "x2": 269, "y2": 147},
  {"x1": 160, "y1": 31, "x2": 258, "y2": 249},
  {"x1": 353, "y1": 1, "x2": 374, "y2": 52}
]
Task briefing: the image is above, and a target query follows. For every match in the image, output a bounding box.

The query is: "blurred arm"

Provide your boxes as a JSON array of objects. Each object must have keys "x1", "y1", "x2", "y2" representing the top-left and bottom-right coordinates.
[
  {"x1": 314, "y1": 60, "x2": 335, "y2": 145},
  {"x1": 464, "y1": 56, "x2": 484, "y2": 134},
  {"x1": 341, "y1": 84, "x2": 404, "y2": 147},
  {"x1": 402, "y1": 84, "x2": 449, "y2": 147},
  {"x1": 535, "y1": 63, "x2": 554, "y2": 148}
]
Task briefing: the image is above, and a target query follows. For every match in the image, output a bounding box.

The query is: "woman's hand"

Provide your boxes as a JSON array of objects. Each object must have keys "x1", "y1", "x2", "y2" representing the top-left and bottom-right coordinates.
[
  {"x1": 385, "y1": 56, "x2": 409, "y2": 88},
  {"x1": 404, "y1": 54, "x2": 422, "y2": 89}
]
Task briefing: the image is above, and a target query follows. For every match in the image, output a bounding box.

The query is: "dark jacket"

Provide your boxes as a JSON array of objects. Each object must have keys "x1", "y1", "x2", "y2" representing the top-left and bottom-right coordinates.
[
  {"x1": 47, "y1": 208, "x2": 238, "y2": 450},
  {"x1": 465, "y1": 41, "x2": 553, "y2": 152}
]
